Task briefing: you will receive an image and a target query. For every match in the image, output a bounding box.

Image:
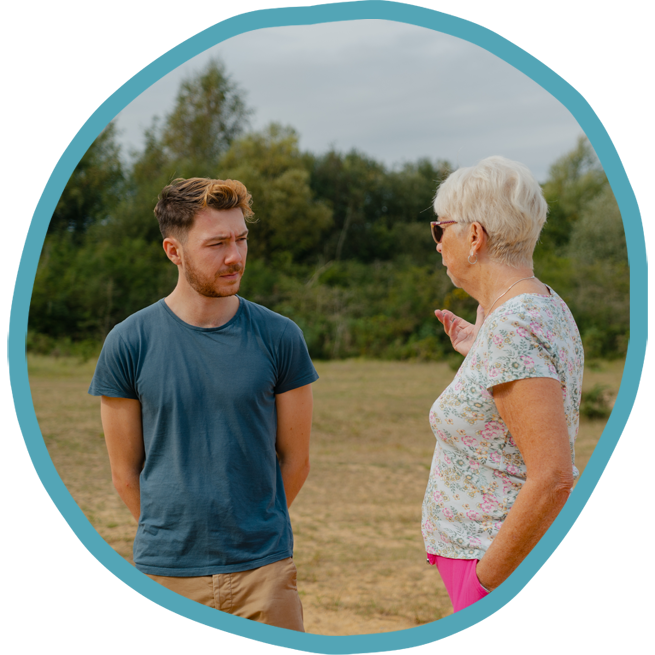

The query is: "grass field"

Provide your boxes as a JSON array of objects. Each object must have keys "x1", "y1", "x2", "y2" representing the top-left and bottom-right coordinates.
[{"x1": 28, "y1": 355, "x2": 624, "y2": 635}]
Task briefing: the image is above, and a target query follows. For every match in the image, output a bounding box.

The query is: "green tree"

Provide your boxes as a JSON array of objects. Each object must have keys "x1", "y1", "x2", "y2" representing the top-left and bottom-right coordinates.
[
  {"x1": 306, "y1": 150, "x2": 387, "y2": 262},
  {"x1": 307, "y1": 150, "x2": 449, "y2": 264},
  {"x1": 48, "y1": 122, "x2": 124, "y2": 239},
  {"x1": 566, "y1": 183, "x2": 629, "y2": 357},
  {"x1": 540, "y1": 135, "x2": 607, "y2": 250},
  {"x1": 569, "y1": 184, "x2": 626, "y2": 265},
  {"x1": 535, "y1": 137, "x2": 629, "y2": 359},
  {"x1": 30, "y1": 233, "x2": 175, "y2": 341},
  {"x1": 218, "y1": 124, "x2": 333, "y2": 265},
  {"x1": 161, "y1": 59, "x2": 252, "y2": 171},
  {"x1": 30, "y1": 81, "x2": 630, "y2": 364}
]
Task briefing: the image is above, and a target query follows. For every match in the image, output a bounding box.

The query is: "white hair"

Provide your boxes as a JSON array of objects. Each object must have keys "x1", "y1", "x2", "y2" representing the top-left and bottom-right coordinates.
[{"x1": 433, "y1": 156, "x2": 548, "y2": 267}]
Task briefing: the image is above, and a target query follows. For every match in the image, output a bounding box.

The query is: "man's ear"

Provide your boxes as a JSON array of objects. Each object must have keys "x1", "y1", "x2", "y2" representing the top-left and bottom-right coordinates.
[{"x1": 163, "y1": 236, "x2": 183, "y2": 265}]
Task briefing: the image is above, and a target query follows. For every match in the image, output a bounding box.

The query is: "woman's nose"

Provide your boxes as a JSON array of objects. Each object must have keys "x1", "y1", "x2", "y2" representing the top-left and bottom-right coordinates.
[{"x1": 437, "y1": 242, "x2": 443, "y2": 254}]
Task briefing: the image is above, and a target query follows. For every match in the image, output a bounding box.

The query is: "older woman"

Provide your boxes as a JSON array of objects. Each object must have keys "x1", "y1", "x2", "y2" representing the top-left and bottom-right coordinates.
[{"x1": 422, "y1": 156, "x2": 583, "y2": 612}]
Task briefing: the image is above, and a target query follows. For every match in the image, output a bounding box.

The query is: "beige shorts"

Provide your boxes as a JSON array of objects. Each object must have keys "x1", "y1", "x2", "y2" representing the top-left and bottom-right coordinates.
[{"x1": 146, "y1": 557, "x2": 304, "y2": 631}]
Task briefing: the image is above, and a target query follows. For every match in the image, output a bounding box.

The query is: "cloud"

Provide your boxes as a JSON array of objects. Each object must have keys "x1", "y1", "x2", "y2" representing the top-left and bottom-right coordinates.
[{"x1": 116, "y1": 20, "x2": 582, "y2": 181}]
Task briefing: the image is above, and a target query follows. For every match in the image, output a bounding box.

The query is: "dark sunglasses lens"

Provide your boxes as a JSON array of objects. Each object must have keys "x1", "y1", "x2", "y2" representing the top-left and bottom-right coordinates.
[{"x1": 431, "y1": 224, "x2": 443, "y2": 243}]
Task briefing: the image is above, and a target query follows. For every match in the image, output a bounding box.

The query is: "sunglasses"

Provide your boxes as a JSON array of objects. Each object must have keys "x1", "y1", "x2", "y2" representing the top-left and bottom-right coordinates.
[
  {"x1": 430, "y1": 220, "x2": 489, "y2": 243},
  {"x1": 430, "y1": 220, "x2": 457, "y2": 243}
]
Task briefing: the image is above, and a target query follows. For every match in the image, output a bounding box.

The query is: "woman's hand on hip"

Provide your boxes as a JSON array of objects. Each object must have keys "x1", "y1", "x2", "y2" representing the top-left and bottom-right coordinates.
[
  {"x1": 475, "y1": 561, "x2": 494, "y2": 592},
  {"x1": 434, "y1": 304, "x2": 485, "y2": 356},
  {"x1": 474, "y1": 377, "x2": 574, "y2": 591}
]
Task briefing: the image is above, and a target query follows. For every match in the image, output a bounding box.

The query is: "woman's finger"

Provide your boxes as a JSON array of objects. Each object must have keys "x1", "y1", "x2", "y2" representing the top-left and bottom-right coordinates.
[
  {"x1": 435, "y1": 310, "x2": 462, "y2": 342},
  {"x1": 443, "y1": 312, "x2": 455, "y2": 335},
  {"x1": 435, "y1": 309, "x2": 451, "y2": 334}
]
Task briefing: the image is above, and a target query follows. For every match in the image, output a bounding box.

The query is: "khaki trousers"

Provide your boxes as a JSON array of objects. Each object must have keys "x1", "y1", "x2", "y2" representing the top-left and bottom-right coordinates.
[{"x1": 146, "y1": 557, "x2": 304, "y2": 631}]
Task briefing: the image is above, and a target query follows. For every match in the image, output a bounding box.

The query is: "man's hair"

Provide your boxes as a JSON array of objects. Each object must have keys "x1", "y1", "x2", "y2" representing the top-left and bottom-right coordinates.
[
  {"x1": 154, "y1": 177, "x2": 254, "y2": 239},
  {"x1": 433, "y1": 156, "x2": 548, "y2": 268}
]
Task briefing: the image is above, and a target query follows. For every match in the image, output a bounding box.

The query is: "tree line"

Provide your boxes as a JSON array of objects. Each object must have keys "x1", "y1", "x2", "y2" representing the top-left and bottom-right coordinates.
[{"x1": 29, "y1": 60, "x2": 629, "y2": 362}]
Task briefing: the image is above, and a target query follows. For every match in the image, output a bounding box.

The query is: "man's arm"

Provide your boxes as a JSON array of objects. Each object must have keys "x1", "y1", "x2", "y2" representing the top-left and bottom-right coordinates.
[
  {"x1": 100, "y1": 396, "x2": 145, "y2": 521},
  {"x1": 275, "y1": 384, "x2": 313, "y2": 508}
]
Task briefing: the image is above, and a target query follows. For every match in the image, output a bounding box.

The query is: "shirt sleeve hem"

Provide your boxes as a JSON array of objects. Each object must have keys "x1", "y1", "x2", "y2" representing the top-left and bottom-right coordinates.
[
  {"x1": 484, "y1": 370, "x2": 560, "y2": 390},
  {"x1": 274, "y1": 371, "x2": 319, "y2": 395},
  {"x1": 88, "y1": 387, "x2": 139, "y2": 400}
]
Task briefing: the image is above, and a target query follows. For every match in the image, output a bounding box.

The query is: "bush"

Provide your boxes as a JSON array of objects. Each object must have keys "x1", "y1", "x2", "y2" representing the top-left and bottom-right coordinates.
[
  {"x1": 580, "y1": 384, "x2": 613, "y2": 419},
  {"x1": 26, "y1": 331, "x2": 102, "y2": 363}
]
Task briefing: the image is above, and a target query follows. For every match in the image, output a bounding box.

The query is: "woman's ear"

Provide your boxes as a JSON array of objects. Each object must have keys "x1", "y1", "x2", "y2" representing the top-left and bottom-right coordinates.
[{"x1": 469, "y1": 222, "x2": 487, "y2": 254}]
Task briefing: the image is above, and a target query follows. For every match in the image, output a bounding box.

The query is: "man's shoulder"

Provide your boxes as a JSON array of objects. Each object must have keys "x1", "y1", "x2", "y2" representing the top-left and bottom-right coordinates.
[
  {"x1": 240, "y1": 297, "x2": 300, "y2": 334},
  {"x1": 106, "y1": 300, "x2": 165, "y2": 344}
]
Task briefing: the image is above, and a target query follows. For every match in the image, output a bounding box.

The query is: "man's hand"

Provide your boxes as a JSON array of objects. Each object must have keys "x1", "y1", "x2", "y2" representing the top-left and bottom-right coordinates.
[
  {"x1": 434, "y1": 304, "x2": 485, "y2": 357},
  {"x1": 100, "y1": 396, "x2": 145, "y2": 521},
  {"x1": 275, "y1": 384, "x2": 313, "y2": 508}
]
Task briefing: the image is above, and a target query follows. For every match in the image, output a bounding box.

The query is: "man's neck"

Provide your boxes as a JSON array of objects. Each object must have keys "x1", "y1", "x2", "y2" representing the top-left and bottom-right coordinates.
[{"x1": 165, "y1": 282, "x2": 241, "y2": 328}]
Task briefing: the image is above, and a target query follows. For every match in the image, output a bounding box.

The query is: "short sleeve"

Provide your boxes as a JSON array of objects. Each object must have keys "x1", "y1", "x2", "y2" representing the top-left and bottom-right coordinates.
[
  {"x1": 88, "y1": 329, "x2": 139, "y2": 399},
  {"x1": 477, "y1": 313, "x2": 560, "y2": 390},
  {"x1": 274, "y1": 321, "x2": 319, "y2": 394}
]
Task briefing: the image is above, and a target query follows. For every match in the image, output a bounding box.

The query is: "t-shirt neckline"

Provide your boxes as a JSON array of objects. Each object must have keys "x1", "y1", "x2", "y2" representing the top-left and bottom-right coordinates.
[{"x1": 158, "y1": 296, "x2": 244, "y2": 332}]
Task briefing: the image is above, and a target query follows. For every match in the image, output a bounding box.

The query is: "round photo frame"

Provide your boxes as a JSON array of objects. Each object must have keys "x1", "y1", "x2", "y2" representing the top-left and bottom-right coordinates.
[{"x1": 12, "y1": 0, "x2": 655, "y2": 655}]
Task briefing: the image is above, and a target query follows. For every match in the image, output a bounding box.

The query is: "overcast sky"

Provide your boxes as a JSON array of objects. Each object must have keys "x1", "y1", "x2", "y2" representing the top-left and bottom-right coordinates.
[{"x1": 115, "y1": 20, "x2": 584, "y2": 183}]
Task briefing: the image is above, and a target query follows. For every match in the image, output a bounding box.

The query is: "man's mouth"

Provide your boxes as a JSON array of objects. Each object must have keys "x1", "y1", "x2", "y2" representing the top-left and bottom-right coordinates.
[{"x1": 219, "y1": 269, "x2": 242, "y2": 279}]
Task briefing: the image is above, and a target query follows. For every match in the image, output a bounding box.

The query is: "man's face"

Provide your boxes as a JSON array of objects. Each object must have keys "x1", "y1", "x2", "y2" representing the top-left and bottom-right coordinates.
[{"x1": 178, "y1": 207, "x2": 248, "y2": 298}]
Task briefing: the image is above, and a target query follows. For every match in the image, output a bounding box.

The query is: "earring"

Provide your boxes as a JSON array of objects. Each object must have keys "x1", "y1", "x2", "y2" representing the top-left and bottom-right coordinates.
[{"x1": 468, "y1": 253, "x2": 478, "y2": 265}]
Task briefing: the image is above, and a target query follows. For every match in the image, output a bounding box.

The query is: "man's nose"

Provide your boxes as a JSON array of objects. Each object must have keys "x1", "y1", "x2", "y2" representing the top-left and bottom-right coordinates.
[{"x1": 224, "y1": 241, "x2": 243, "y2": 264}]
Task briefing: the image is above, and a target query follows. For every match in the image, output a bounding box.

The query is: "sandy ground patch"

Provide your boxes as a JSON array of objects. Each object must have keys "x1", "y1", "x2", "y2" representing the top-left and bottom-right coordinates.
[{"x1": 28, "y1": 356, "x2": 622, "y2": 635}]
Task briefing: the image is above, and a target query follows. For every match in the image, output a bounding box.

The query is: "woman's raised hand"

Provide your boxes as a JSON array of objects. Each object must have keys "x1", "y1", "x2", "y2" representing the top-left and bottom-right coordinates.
[{"x1": 434, "y1": 304, "x2": 485, "y2": 357}]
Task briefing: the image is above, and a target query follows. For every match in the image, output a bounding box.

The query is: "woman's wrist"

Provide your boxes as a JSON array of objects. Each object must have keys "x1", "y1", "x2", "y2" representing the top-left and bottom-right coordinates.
[
  {"x1": 475, "y1": 561, "x2": 495, "y2": 592},
  {"x1": 478, "y1": 579, "x2": 492, "y2": 593}
]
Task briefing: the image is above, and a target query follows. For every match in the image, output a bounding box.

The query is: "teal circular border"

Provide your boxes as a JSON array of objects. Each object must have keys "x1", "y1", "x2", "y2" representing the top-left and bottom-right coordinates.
[{"x1": 12, "y1": 0, "x2": 655, "y2": 655}]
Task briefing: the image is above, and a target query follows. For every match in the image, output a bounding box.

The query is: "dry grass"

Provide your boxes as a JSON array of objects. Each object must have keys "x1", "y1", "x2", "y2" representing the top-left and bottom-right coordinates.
[{"x1": 28, "y1": 355, "x2": 624, "y2": 635}]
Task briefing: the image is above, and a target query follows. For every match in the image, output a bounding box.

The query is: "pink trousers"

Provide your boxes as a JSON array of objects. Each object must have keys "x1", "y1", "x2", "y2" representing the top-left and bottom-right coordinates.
[{"x1": 427, "y1": 553, "x2": 490, "y2": 612}]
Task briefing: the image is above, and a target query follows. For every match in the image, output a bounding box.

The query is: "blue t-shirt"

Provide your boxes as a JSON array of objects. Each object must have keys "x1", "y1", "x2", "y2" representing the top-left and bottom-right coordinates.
[{"x1": 88, "y1": 296, "x2": 318, "y2": 576}]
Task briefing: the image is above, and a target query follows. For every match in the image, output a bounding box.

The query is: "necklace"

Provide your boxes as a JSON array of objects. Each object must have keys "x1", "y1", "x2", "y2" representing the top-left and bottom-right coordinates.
[{"x1": 486, "y1": 275, "x2": 536, "y2": 316}]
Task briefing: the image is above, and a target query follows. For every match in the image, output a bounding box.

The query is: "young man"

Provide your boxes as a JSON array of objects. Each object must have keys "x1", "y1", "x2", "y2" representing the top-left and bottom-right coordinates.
[{"x1": 89, "y1": 177, "x2": 317, "y2": 631}]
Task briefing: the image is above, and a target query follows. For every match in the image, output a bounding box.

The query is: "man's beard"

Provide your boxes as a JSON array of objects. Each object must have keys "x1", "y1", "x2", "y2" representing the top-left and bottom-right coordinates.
[{"x1": 182, "y1": 254, "x2": 243, "y2": 298}]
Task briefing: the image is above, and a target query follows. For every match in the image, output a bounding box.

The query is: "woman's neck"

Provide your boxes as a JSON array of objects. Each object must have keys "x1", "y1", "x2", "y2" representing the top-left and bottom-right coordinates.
[{"x1": 465, "y1": 261, "x2": 548, "y2": 315}]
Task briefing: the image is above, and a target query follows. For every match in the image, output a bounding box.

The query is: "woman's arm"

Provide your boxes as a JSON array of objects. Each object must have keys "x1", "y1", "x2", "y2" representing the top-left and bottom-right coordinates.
[{"x1": 475, "y1": 377, "x2": 574, "y2": 591}]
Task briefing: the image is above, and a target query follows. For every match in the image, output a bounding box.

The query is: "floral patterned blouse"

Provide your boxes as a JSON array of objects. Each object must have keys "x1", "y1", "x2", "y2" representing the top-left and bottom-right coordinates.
[{"x1": 422, "y1": 287, "x2": 584, "y2": 560}]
